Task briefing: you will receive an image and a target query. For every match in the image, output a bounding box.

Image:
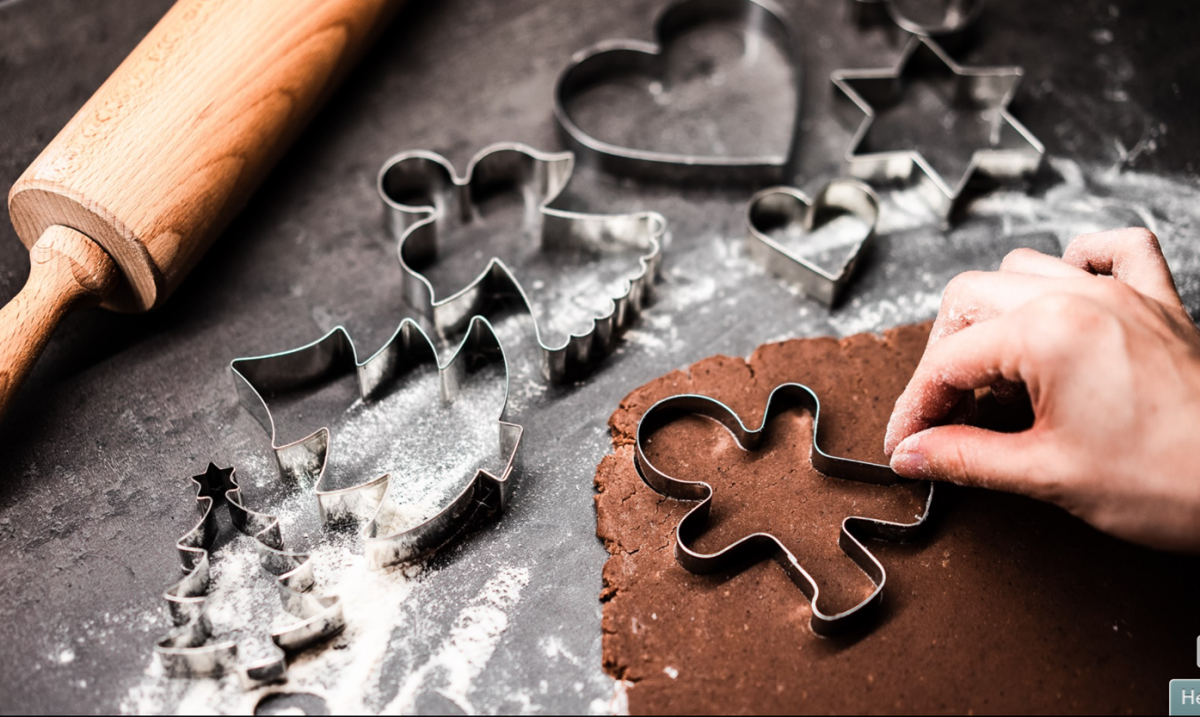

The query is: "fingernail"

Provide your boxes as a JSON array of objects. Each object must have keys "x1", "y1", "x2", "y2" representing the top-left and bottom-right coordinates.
[{"x1": 890, "y1": 438, "x2": 929, "y2": 478}]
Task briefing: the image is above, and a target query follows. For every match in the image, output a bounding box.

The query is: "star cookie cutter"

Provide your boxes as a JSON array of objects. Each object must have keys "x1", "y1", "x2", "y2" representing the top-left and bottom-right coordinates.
[
  {"x1": 831, "y1": 36, "x2": 1044, "y2": 221},
  {"x1": 634, "y1": 385, "x2": 935, "y2": 636},
  {"x1": 156, "y1": 464, "x2": 344, "y2": 688},
  {"x1": 745, "y1": 178, "x2": 880, "y2": 306},
  {"x1": 553, "y1": 0, "x2": 800, "y2": 184},
  {"x1": 231, "y1": 316, "x2": 522, "y2": 570},
  {"x1": 847, "y1": 0, "x2": 984, "y2": 38},
  {"x1": 378, "y1": 143, "x2": 665, "y2": 382}
]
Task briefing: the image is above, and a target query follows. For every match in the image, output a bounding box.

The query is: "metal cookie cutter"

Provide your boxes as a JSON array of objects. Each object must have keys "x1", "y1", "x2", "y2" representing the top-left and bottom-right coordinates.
[
  {"x1": 156, "y1": 464, "x2": 344, "y2": 688},
  {"x1": 832, "y1": 36, "x2": 1044, "y2": 221},
  {"x1": 378, "y1": 143, "x2": 665, "y2": 382},
  {"x1": 553, "y1": 0, "x2": 800, "y2": 184},
  {"x1": 848, "y1": 0, "x2": 984, "y2": 39},
  {"x1": 745, "y1": 178, "x2": 880, "y2": 306},
  {"x1": 634, "y1": 385, "x2": 935, "y2": 636},
  {"x1": 232, "y1": 316, "x2": 522, "y2": 570}
]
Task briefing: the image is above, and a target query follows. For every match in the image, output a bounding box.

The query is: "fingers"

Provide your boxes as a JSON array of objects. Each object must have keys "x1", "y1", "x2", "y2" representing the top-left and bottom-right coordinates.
[
  {"x1": 930, "y1": 270, "x2": 1093, "y2": 343},
  {"x1": 999, "y1": 247, "x2": 1090, "y2": 279},
  {"x1": 886, "y1": 317, "x2": 1025, "y2": 455},
  {"x1": 1063, "y1": 228, "x2": 1184, "y2": 308},
  {"x1": 929, "y1": 271, "x2": 1024, "y2": 343},
  {"x1": 890, "y1": 425, "x2": 1052, "y2": 496}
]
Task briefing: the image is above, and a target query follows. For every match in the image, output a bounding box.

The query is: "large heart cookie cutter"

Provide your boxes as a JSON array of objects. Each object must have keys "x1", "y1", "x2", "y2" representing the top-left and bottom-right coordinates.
[
  {"x1": 745, "y1": 178, "x2": 880, "y2": 306},
  {"x1": 554, "y1": 0, "x2": 801, "y2": 184}
]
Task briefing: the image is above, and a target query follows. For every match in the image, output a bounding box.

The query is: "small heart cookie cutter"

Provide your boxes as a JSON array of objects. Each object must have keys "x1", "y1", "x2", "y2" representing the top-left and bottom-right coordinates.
[
  {"x1": 634, "y1": 385, "x2": 936, "y2": 637},
  {"x1": 745, "y1": 179, "x2": 880, "y2": 306},
  {"x1": 553, "y1": 0, "x2": 800, "y2": 184}
]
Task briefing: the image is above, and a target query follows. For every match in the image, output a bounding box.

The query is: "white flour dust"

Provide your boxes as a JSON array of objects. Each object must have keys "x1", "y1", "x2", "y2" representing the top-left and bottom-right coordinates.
[
  {"x1": 121, "y1": 351, "x2": 526, "y2": 714},
  {"x1": 196, "y1": 535, "x2": 291, "y2": 668},
  {"x1": 383, "y1": 566, "x2": 531, "y2": 714},
  {"x1": 527, "y1": 260, "x2": 649, "y2": 349},
  {"x1": 331, "y1": 362, "x2": 508, "y2": 535},
  {"x1": 122, "y1": 533, "x2": 426, "y2": 715},
  {"x1": 627, "y1": 158, "x2": 1200, "y2": 363},
  {"x1": 588, "y1": 679, "x2": 632, "y2": 716}
]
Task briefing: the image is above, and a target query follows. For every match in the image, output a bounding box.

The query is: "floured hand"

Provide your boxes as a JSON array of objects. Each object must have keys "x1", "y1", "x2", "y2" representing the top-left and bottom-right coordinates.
[{"x1": 885, "y1": 228, "x2": 1200, "y2": 552}]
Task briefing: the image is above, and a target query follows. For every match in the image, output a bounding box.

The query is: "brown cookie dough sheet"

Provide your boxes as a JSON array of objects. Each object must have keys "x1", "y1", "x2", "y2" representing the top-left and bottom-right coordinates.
[{"x1": 595, "y1": 323, "x2": 1200, "y2": 714}]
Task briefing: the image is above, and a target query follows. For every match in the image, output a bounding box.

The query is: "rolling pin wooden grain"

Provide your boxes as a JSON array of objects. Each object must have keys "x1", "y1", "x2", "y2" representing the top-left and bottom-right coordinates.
[{"x1": 0, "y1": 0, "x2": 403, "y2": 419}]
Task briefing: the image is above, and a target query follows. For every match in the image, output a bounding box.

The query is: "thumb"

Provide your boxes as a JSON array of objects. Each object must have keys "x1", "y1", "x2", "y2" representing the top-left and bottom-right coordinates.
[{"x1": 890, "y1": 424, "x2": 1048, "y2": 495}]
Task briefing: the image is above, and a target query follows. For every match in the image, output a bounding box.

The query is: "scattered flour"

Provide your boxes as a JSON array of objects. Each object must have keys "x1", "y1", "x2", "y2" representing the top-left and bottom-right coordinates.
[
  {"x1": 588, "y1": 679, "x2": 633, "y2": 716},
  {"x1": 383, "y1": 566, "x2": 531, "y2": 714},
  {"x1": 122, "y1": 347, "x2": 523, "y2": 714},
  {"x1": 122, "y1": 534, "x2": 423, "y2": 715}
]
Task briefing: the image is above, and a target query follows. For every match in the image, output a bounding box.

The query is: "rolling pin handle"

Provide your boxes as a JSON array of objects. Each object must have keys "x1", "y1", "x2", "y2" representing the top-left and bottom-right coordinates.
[{"x1": 0, "y1": 226, "x2": 119, "y2": 421}]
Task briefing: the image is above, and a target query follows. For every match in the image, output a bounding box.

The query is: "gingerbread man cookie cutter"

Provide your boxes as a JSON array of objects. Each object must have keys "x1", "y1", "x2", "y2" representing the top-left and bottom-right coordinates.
[{"x1": 634, "y1": 385, "x2": 935, "y2": 636}]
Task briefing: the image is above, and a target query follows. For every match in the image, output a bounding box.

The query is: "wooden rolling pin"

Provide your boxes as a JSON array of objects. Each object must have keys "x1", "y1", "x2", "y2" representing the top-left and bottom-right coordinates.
[{"x1": 0, "y1": 0, "x2": 402, "y2": 420}]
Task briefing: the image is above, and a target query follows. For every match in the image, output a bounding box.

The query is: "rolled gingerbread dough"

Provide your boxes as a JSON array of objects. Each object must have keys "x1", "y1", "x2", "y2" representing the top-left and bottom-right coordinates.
[{"x1": 595, "y1": 323, "x2": 1200, "y2": 714}]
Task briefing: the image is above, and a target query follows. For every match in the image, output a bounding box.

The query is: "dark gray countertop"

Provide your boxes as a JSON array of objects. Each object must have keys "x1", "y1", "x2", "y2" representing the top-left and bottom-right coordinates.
[{"x1": 2, "y1": 0, "x2": 1198, "y2": 713}]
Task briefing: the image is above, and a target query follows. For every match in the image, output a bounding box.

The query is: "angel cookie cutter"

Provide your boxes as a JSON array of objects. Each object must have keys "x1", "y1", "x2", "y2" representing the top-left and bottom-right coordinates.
[
  {"x1": 634, "y1": 385, "x2": 935, "y2": 636},
  {"x1": 231, "y1": 317, "x2": 522, "y2": 570},
  {"x1": 378, "y1": 143, "x2": 665, "y2": 382},
  {"x1": 155, "y1": 464, "x2": 344, "y2": 688}
]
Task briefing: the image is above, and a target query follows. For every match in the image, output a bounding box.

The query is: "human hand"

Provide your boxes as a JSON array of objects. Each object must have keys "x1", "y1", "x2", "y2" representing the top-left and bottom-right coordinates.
[{"x1": 884, "y1": 228, "x2": 1200, "y2": 552}]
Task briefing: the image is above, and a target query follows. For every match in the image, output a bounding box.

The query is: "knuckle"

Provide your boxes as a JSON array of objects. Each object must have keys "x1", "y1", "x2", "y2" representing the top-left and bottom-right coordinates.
[
  {"x1": 943, "y1": 270, "x2": 987, "y2": 299},
  {"x1": 1026, "y1": 294, "x2": 1117, "y2": 351},
  {"x1": 1030, "y1": 293, "x2": 1086, "y2": 322},
  {"x1": 1000, "y1": 247, "x2": 1036, "y2": 270},
  {"x1": 1125, "y1": 227, "x2": 1161, "y2": 252},
  {"x1": 1097, "y1": 275, "x2": 1139, "y2": 302},
  {"x1": 1029, "y1": 472, "x2": 1068, "y2": 506}
]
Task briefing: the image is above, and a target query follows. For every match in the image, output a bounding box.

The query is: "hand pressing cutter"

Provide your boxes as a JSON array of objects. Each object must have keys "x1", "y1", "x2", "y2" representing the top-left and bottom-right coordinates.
[
  {"x1": 634, "y1": 385, "x2": 935, "y2": 636},
  {"x1": 231, "y1": 317, "x2": 521, "y2": 570},
  {"x1": 378, "y1": 143, "x2": 665, "y2": 382},
  {"x1": 745, "y1": 178, "x2": 880, "y2": 306},
  {"x1": 156, "y1": 465, "x2": 343, "y2": 688},
  {"x1": 831, "y1": 36, "x2": 1043, "y2": 221}
]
